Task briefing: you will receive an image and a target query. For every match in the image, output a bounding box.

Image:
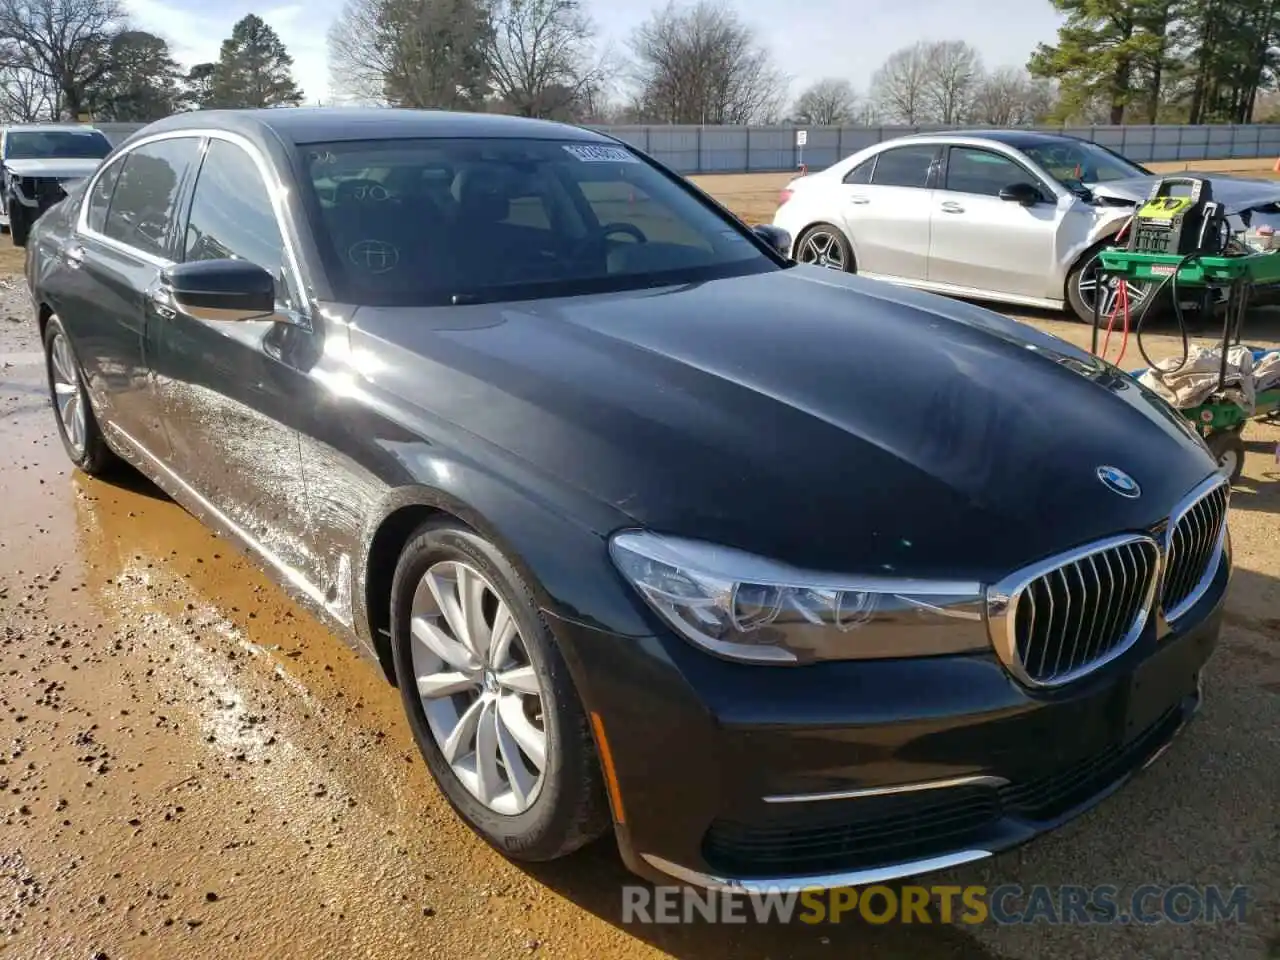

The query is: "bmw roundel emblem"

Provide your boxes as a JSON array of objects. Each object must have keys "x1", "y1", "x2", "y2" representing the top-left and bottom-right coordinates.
[{"x1": 1097, "y1": 465, "x2": 1141, "y2": 498}]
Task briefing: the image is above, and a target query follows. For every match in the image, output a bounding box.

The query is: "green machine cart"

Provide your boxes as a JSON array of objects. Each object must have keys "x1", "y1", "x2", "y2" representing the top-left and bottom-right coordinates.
[{"x1": 1096, "y1": 248, "x2": 1280, "y2": 484}]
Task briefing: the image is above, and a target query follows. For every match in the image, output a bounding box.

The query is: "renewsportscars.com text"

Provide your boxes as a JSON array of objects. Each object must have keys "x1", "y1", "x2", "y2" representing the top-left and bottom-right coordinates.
[{"x1": 622, "y1": 884, "x2": 1250, "y2": 926}]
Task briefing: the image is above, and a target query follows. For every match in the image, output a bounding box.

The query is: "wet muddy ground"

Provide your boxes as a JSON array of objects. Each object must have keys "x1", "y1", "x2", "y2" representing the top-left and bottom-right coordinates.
[{"x1": 1, "y1": 275, "x2": 1278, "y2": 959}]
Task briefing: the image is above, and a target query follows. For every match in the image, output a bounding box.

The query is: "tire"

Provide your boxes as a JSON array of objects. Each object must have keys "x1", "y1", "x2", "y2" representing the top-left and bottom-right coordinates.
[
  {"x1": 1206, "y1": 429, "x2": 1245, "y2": 485},
  {"x1": 1065, "y1": 241, "x2": 1156, "y2": 324},
  {"x1": 9, "y1": 201, "x2": 29, "y2": 247},
  {"x1": 794, "y1": 223, "x2": 855, "y2": 272},
  {"x1": 389, "y1": 519, "x2": 610, "y2": 862},
  {"x1": 43, "y1": 314, "x2": 117, "y2": 476}
]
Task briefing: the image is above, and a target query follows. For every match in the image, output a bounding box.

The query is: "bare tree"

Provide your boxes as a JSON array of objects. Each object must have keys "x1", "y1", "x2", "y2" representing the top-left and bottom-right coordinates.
[
  {"x1": 0, "y1": 0, "x2": 124, "y2": 119},
  {"x1": 922, "y1": 40, "x2": 982, "y2": 124},
  {"x1": 870, "y1": 42, "x2": 930, "y2": 124},
  {"x1": 971, "y1": 66, "x2": 1055, "y2": 125},
  {"x1": 628, "y1": 0, "x2": 786, "y2": 124},
  {"x1": 791, "y1": 77, "x2": 856, "y2": 125},
  {"x1": 0, "y1": 62, "x2": 57, "y2": 120},
  {"x1": 328, "y1": 0, "x2": 490, "y2": 108},
  {"x1": 327, "y1": 0, "x2": 390, "y2": 103},
  {"x1": 485, "y1": 0, "x2": 600, "y2": 118}
]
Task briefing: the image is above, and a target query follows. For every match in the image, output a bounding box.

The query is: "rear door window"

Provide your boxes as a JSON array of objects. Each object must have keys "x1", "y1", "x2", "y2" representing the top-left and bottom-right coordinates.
[
  {"x1": 102, "y1": 137, "x2": 201, "y2": 259},
  {"x1": 869, "y1": 146, "x2": 938, "y2": 189}
]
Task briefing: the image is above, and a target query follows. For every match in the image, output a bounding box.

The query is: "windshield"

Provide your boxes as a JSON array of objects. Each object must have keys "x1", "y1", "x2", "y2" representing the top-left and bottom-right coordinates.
[
  {"x1": 299, "y1": 137, "x2": 778, "y2": 306},
  {"x1": 1022, "y1": 140, "x2": 1148, "y2": 186},
  {"x1": 5, "y1": 129, "x2": 112, "y2": 161}
]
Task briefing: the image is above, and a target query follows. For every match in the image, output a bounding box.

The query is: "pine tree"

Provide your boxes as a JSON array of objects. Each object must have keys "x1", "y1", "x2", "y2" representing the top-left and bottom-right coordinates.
[
  {"x1": 1183, "y1": 0, "x2": 1280, "y2": 122},
  {"x1": 86, "y1": 31, "x2": 185, "y2": 121},
  {"x1": 211, "y1": 14, "x2": 305, "y2": 108},
  {"x1": 1028, "y1": 0, "x2": 1150, "y2": 123}
]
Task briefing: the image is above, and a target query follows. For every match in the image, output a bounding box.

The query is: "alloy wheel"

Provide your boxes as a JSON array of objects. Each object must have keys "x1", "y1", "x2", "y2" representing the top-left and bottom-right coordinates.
[
  {"x1": 49, "y1": 332, "x2": 86, "y2": 456},
  {"x1": 409, "y1": 560, "x2": 547, "y2": 815},
  {"x1": 1077, "y1": 256, "x2": 1151, "y2": 318},
  {"x1": 797, "y1": 230, "x2": 847, "y2": 270}
]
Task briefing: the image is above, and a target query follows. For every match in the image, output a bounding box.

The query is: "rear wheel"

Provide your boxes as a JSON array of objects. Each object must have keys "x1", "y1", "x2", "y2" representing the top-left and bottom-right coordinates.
[
  {"x1": 389, "y1": 520, "x2": 610, "y2": 861},
  {"x1": 43, "y1": 314, "x2": 117, "y2": 476},
  {"x1": 794, "y1": 223, "x2": 854, "y2": 272},
  {"x1": 1066, "y1": 242, "x2": 1153, "y2": 324}
]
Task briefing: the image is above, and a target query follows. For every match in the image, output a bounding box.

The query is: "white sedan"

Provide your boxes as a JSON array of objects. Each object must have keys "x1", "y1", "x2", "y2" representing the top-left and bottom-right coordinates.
[{"x1": 772, "y1": 129, "x2": 1280, "y2": 322}]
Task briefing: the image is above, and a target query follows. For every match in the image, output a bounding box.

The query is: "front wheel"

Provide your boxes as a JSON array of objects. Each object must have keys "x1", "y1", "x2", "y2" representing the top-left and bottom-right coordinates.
[
  {"x1": 389, "y1": 520, "x2": 610, "y2": 861},
  {"x1": 794, "y1": 223, "x2": 854, "y2": 272},
  {"x1": 1206, "y1": 429, "x2": 1245, "y2": 485},
  {"x1": 1065, "y1": 243, "x2": 1154, "y2": 324},
  {"x1": 9, "y1": 201, "x2": 29, "y2": 247}
]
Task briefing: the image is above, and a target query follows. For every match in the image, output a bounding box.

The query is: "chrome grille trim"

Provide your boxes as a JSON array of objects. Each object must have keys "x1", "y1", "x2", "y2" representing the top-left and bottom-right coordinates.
[
  {"x1": 1161, "y1": 474, "x2": 1230, "y2": 624},
  {"x1": 987, "y1": 534, "x2": 1162, "y2": 689}
]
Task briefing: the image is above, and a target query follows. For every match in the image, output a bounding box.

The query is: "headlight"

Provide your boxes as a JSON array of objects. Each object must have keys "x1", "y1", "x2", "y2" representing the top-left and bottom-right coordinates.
[{"x1": 609, "y1": 531, "x2": 988, "y2": 664}]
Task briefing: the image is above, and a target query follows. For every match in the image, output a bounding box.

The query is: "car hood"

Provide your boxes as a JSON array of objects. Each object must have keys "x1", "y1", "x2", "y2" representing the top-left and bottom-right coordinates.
[
  {"x1": 4, "y1": 158, "x2": 102, "y2": 180},
  {"x1": 1089, "y1": 174, "x2": 1280, "y2": 212},
  {"x1": 351, "y1": 267, "x2": 1217, "y2": 582}
]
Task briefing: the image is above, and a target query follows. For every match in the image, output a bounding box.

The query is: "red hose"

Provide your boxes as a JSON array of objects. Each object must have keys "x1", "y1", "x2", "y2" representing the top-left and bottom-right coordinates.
[{"x1": 1100, "y1": 280, "x2": 1131, "y2": 365}]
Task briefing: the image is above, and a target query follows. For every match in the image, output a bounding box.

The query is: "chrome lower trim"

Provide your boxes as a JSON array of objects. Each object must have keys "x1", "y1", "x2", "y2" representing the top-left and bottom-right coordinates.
[
  {"x1": 763, "y1": 774, "x2": 1009, "y2": 804},
  {"x1": 104, "y1": 422, "x2": 340, "y2": 622},
  {"x1": 640, "y1": 850, "x2": 992, "y2": 893},
  {"x1": 1140, "y1": 669, "x2": 1204, "y2": 772}
]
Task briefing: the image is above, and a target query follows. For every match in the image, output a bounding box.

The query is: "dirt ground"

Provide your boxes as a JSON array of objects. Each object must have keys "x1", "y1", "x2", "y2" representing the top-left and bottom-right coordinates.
[{"x1": 2, "y1": 159, "x2": 1279, "y2": 960}]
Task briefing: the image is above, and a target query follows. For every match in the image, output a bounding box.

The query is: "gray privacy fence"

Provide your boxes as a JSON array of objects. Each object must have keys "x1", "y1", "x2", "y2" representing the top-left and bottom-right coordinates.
[
  {"x1": 96, "y1": 122, "x2": 146, "y2": 144},
  {"x1": 88, "y1": 120, "x2": 1280, "y2": 174},
  {"x1": 597, "y1": 123, "x2": 1280, "y2": 174}
]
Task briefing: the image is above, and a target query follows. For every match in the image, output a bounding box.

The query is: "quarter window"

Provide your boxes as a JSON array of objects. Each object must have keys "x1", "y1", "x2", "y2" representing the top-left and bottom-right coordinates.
[
  {"x1": 102, "y1": 138, "x2": 200, "y2": 259},
  {"x1": 843, "y1": 159, "x2": 874, "y2": 185},
  {"x1": 183, "y1": 138, "x2": 286, "y2": 290},
  {"x1": 869, "y1": 146, "x2": 937, "y2": 189},
  {"x1": 85, "y1": 161, "x2": 122, "y2": 233},
  {"x1": 946, "y1": 147, "x2": 1036, "y2": 198}
]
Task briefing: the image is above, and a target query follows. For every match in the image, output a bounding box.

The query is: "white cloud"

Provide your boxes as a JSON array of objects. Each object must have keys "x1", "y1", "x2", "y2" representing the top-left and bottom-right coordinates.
[{"x1": 123, "y1": 0, "x2": 334, "y2": 104}]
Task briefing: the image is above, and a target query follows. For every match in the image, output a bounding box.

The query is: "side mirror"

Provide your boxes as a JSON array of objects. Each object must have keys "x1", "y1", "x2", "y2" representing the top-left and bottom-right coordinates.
[
  {"x1": 752, "y1": 223, "x2": 792, "y2": 258},
  {"x1": 162, "y1": 259, "x2": 276, "y2": 322},
  {"x1": 999, "y1": 182, "x2": 1043, "y2": 206}
]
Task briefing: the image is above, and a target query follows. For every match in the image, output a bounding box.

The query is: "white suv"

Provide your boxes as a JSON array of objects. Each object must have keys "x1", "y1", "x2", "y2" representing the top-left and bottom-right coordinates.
[{"x1": 1, "y1": 124, "x2": 113, "y2": 246}]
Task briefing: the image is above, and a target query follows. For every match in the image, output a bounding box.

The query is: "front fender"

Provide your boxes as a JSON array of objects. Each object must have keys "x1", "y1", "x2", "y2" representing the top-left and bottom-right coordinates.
[
  {"x1": 1056, "y1": 206, "x2": 1135, "y2": 295},
  {"x1": 353, "y1": 450, "x2": 656, "y2": 647}
]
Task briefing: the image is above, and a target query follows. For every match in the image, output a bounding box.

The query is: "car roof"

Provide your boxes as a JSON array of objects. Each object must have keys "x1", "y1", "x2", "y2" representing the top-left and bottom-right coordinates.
[
  {"x1": 4, "y1": 123, "x2": 105, "y2": 134},
  {"x1": 900, "y1": 129, "x2": 1087, "y2": 149},
  {"x1": 135, "y1": 107, "x2": 614, "y2": 147}
]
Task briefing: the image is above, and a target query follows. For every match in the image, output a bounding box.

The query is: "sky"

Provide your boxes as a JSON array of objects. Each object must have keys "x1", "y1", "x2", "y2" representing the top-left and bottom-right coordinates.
[{"x1": 123, "y1": 0, "x2": 1067, "y2": 109}]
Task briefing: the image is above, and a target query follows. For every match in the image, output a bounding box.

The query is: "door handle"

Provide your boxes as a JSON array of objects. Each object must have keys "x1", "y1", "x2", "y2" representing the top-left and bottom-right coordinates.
[
  {"x1": 62, "y1": 244, "x2": 84, "y2": 269},
  {"x1": 145, "y1": 282, "x2": 177, "y2": 319},
  {"x1": 940, "y1": 201, "x2": 965, "y2": 214},
  {"x1": 848, "y1": 196, "x2": 870, "y2": 205}
]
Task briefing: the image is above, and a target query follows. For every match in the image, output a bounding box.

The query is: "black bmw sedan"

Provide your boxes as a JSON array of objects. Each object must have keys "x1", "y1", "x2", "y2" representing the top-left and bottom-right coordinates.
[{"x1": 25, "y1": 108, "x2": 1229, "y2": 893}]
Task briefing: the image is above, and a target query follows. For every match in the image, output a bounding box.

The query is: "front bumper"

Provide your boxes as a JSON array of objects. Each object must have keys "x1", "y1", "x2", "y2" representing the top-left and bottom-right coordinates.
[
  {"x1": 549, "y1": 550, "x2": 1225, "y2": 892},
  {"x1": 8, "y1": 177, "x2": 69, "y2": 214}
]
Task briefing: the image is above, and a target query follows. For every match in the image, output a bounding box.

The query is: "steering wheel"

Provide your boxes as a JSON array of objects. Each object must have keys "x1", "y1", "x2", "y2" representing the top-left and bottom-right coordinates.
[
  {"x1": 568, "y1": 221, "x2": 649, "y2": 263},
  {"x1": 600, "y1": 222, "x2": 648, "y2": 244},
  {"x1": 335, "y1": 177, "x2": 392, "y2": 204}
]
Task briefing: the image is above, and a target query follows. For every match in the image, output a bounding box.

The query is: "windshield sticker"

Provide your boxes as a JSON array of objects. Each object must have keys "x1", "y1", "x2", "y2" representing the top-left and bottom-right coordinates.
[{"x1": 562, "y1": 144, "x2": 638, "y2": 163}]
